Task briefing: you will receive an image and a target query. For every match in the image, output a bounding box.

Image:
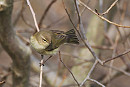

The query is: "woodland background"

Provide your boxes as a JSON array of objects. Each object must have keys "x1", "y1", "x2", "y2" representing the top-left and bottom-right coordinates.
[{"x1": 0, "y1": 0, "x2": 130, "y2": 87}]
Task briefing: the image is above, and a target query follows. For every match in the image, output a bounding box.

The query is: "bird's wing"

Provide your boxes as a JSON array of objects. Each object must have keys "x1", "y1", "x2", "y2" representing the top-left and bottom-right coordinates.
[{"x1": 45, "y1": 30, "x2": 67, "y2": 51}]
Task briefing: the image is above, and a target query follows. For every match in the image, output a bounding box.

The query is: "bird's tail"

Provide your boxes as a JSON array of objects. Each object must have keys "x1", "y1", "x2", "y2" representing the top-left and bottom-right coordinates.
[{"x1": 65, "y1": 29, "x2": 79, "y2": 44}]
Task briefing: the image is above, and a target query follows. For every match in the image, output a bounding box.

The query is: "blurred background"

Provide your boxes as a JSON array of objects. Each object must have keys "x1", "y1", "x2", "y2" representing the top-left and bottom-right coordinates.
[{"x1": 0, "y1": 0, "x2": 130, "y2": 87}]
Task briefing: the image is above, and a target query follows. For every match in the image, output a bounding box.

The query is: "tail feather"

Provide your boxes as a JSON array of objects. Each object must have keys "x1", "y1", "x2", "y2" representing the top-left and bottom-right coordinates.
[{"x1": 65, "y1": 29, "x2": 79, "y2": 44}]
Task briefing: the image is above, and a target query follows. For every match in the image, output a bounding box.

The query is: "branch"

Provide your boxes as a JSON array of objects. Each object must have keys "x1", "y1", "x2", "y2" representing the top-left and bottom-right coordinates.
[
  {"x1": 39, "y1": 58, "x2": 44, "y2": 87},
  {"x1": 26, "y1": 0, "x2": 44, "y2": 87},
  {"x1": 59, "y1": 51, "x2": 80, "y2": 87},
  {"x1": 103, "y1": 49, "x2": 130, "y2": 64},
  {"x1": 74, "y1": 0, "x2": 86, "y2": 39},
  {"x1": 0, "y1": 0, "x2": 31, "y2": 87},
  {"x1": 104, "y1": 64, "x2": 130, "y2": 77},
  {"x1": 101, "y1": 64, "x2": 130, "y2": 85},
  {"x1": 78, "y1": 0, "x2": 130, "y2": 28},
  {"x1": 89, "y1": 78, "x2": 105, "y2": 87},
  {"x1": 38, "y1": 0, "x2": 57, "y2": 28},
  {"x1": 26, "y1": 0, "x2": 40, "y2": 32},
  {"x1": 62, "y1": 0, "x2": 103, "y2": 65},
  {"x1": 101, "y1": 0, "x2": 118, "y2": 15},
  {"x1": 80, "y1": 60, "x2": 98, "y2": 86}
]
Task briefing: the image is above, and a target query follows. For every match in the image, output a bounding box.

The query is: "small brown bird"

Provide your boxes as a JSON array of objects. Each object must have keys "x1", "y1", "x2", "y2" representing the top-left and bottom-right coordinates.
[{"x1": 30, "y1": 29, "x2": 79, "y2": 55}]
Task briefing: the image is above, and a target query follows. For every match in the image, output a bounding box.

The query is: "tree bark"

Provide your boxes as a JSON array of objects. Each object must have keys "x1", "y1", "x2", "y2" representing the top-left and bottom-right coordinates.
[{"x1": 0, "y1": 0, "x2": 31, "y2": 87}]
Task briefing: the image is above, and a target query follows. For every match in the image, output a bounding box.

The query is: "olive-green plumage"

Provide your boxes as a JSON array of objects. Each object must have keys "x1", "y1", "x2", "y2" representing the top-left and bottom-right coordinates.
[{"x1": 30, "y1": 29, "x2": 79, "y2": 55}]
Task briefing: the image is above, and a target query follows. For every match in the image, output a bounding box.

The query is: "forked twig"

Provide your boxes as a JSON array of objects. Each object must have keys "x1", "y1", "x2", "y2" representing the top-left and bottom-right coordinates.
[
  {"x1": 78, "y1": 0, "x2": 130, "y2": 28},
  {"x1": 42, "y1": 55, "x2": 53, "y2": 66},
  {"x1": 62, "y1": 0, "x2": 103, "y2": 65},
  {"x1": 101, "y1": 0, "x2": 118, "y2": 15},
  {"x1": 80, "y1": 60, "x2": 98, "y2": 86}
]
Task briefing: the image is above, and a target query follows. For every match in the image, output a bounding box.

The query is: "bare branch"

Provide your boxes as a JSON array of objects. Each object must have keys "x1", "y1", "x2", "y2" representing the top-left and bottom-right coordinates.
[
  {"x1": 21, "y1": 12, "x2": 35, "y2": 29},
  {"x1": 62, "y1": 0, "x2": 103, "y2": 65},
  {"x1": 39, "y1": 59, "x2": 44, "y2": 87},
  {"x1": 103, "y1": 49, "x2": 130, "y2": 64},
  {"x1": 74, "y1": 0, "x2": 86, "y2": 39},
  {"x1": 104, "y1": 64, "x2": 130, "y2": 76},
  {"x1": 101, "y1": 0, "x2": 118, "y2": 15},
  {"x1": 88, "y1": 78, "x2": 105, "y2": 87},
  {"x1": 0, "y1": 0, "x2": 31, "y2": 86},
  {"x1": 26, "y1": 0, "x2": 40, "y2": 32},
  {"x1": 38, "y1": 0, "x2": 57, "y2": 28},
  {"x1": 80, "y1": 60, "x2": 98, "y2": 86},
  {"x1": 59, "y1": 51, "x2": 80, "y2": 87},
  {"x1": 78, "y1": 0, "x2": 130, "y2": 28}
]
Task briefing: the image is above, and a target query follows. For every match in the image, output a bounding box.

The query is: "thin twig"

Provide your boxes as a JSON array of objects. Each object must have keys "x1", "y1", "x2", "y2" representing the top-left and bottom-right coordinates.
[
  {"x1": 39, "y1": 59, "x2": 44, "y2": 87},
  {"x1": 103, "y1": 49, "x2": 130, "y2": 64},
  {"x1": 45, "y1": 15, "x2": 66, "y2": 28},
  {"x1": 58, "y1": 72, "x2": 67, "y2": 87},
  {"x1": 80, "y1": 0, "x2": 91, "y2": 15},
  {"x1": 59, "y1": 51, "x2": 80, "y2": 87},
  {"x1": 78, "y1": 0, "x2": 130, "y2": 28},
  {"x1": 80, "y1": 60, "x2": 98, "y2": 86},
  {"x1": 62, "y1": 0, "x2": 103, "y2": 65},
  {"x1": 38, "y1": 0, "x2": 57, "y2": 28},
  {"x1": 101, "y1": 64, "x2": 130, "y2": 84},
  {"x1": 74, "y1": 0, "x2": 86, "y2": 39},
  {"x1": 103, "y1": 33, "x2": 114, "y2": 46},
  {"x1": 26, "y1": 0, "x2": 42, "y2": 87},
  {"x1": 91, "y1": 45, "x2": 113, "y2": 50},
  {"x1": 104, "y1": 64, "x2": 130, "y2": 76},
  {"x1": 101, "y1": 0, "x2": 118, "y2": 15},
  {"x1": 21, "y1": 12, "x2": 35, "y2": 29},
  {"x1": 107, "y1": 33, "x2": 119, "y2": 84},
  {"x1": 88, "y1": 78, "x2": 105, "y2": 87},
  {"x1": 43, "y1": 55, "x2": 53, "y2": 65},
  {"x1": 26, "y1": 0, "x2": 40, "y2": 32},
  {"x1": 115, "y1": 1, "x2": 130, "y2": 68},
  {"x1": 16, "y1": 32, "x2": 30, "y2": 45},
  {"x1": 15, "y1": 0, "x2": 35, "y2": 29}
]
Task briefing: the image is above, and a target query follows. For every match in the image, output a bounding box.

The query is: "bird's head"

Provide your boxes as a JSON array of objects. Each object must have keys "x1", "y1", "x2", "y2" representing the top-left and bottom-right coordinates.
[{"x1": 30, "y1": 31, "x2": 51, "y2": 51}]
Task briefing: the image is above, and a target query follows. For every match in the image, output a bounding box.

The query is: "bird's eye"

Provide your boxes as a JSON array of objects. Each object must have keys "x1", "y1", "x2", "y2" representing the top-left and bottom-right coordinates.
[
  {"x1": 56, "y1": 32, "x2": 61, "y2": 34},
  {"x1": 42, "y1": 38, "x2": 47, "y2": 42}
]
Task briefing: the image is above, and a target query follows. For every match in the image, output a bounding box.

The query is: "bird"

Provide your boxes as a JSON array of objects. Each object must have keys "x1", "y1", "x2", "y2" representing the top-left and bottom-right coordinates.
[{"x1": 30, "y1": 29, "x2": 79, "y2": 55}]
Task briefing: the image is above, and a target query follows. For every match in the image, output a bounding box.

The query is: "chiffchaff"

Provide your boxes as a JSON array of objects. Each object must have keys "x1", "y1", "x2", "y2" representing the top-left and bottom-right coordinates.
[{"x1": 30, "y1": 29, "x2": 79, "y2": 55}]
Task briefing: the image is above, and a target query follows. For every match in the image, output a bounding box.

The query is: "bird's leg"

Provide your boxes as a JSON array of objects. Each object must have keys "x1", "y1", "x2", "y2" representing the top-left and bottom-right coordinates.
[
  {"x1": 40, "y1": 55, "x2": 44, "y2": 66},
  {"x1": 43, "y1": 55, "x2": 53, "y2": 64},
  {"x1": 41, "y1": 55, "x2": 44, "y2": 59},
  {"x1": 40, "y1": 55, "x2": 53, "y2": 66}
]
